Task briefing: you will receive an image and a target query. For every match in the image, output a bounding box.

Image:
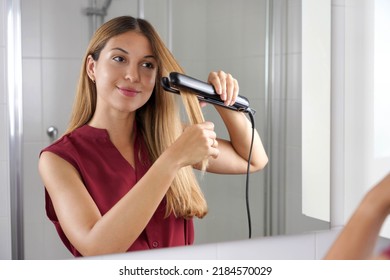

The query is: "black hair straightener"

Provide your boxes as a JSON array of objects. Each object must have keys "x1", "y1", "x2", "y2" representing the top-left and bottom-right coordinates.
[
  {"x1": 161, "y1": 72, "x2": 256, "y2": 239},
  {"x1": 161, "y1": 72, "x2": 256, "y2": 115}
]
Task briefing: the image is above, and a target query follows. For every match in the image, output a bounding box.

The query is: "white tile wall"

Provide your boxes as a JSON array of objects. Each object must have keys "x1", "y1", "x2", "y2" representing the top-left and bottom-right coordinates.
[
  {"x1": 22, "y1": 59, "x2": 43, "y2": 142},
  {"x1": 171, "y1": 0, "x2": 207, "y2": 62},
  {"x1": 332, "y1": 0, "x2": 345, "y2": 6},
  {"x1": 287, "y1": 0, "x2": 302, "y2": 54},
  {"x1": 40, "y1": 0, "x2": 89, "y2": 59},
  {"x1": 106, "y1": 0, "x2": 138, "y2": 21},
  {"x1": 20, "y1": 0, "x2": 41, "y2": 58},
  {"x1": 41, "y1": 58, "x2": 80, "y2": 137}
]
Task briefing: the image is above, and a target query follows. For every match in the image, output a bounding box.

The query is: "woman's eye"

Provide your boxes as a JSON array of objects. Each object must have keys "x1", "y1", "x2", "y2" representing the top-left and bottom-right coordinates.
[
  {"x1": 113, "y1": 56, "x2": 125, "y2": 62},
  {"x1": 142, "y1": 62, "x2": 155, "y2": 69}
]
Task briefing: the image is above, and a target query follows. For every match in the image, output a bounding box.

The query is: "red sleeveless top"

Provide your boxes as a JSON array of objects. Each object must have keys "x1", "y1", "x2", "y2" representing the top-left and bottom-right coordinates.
[{"x1": 41, "y1": 125, "x2": 194, "y2": 257}]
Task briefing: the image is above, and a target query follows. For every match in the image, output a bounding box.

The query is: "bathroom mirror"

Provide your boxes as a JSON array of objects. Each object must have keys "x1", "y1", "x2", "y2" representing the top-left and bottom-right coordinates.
[{"x1": 16, "y1": 0, "x2": 330, "y2": 259}]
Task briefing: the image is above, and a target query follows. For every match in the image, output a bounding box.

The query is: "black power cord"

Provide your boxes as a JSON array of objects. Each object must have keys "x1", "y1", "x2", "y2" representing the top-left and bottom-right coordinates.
[{"x1": 245, "y1": 109, "x2": 256, "y2": 239}]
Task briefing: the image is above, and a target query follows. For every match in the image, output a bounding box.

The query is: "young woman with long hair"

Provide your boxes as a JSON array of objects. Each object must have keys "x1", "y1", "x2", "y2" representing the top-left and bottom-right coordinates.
[{"x1": 39, "y1": 16, "x2": 268, "y2": 257}]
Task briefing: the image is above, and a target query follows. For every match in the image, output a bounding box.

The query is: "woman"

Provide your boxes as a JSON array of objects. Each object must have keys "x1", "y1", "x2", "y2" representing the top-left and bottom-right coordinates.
[{"x1": 39, "y1": 16, "x2": 268, "y2": 257}]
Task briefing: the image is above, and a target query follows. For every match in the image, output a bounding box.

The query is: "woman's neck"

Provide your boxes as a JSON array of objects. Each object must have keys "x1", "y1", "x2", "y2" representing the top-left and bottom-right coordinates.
[{"x1": 88, "y1": 111, "x2": 136, "y2": 147}]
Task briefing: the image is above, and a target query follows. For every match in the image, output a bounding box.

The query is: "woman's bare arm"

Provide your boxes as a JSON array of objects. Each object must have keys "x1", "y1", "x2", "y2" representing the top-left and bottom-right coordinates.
[
  {"x1": 324, "y1": 173, "x2": 390, "y2": 259},
  {"x1": 39, "y1": 122, "x2": 218, "y2": 256}
]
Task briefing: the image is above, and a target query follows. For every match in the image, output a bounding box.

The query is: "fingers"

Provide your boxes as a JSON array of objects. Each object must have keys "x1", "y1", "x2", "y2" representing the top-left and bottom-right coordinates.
[
  {"x1": 208, "y1": 137, "x2": 219, "y2": 159},
  {"x1": 209, "y1": 137, "x2": 218, "y2": 148},
  {"x1": 198, "y1": 122, "x2": 218, "y2": 150},
  {"x1": 208, "y1": 70, "x2": 239, "y2": 106},
  {"x1": 200, "y1": 121, "x2": 218, "y2": 150},
  {"x1": 201, "y1": 123, "x2": 218, "y2": 159},
  {"x1": 181, "y1": 122, "x2": 219, "y2": 162}
]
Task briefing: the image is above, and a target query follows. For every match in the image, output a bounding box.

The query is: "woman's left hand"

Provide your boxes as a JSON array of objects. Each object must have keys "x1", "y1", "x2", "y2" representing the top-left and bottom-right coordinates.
[{"x1": 207, "y1": 70, "x2": 239, "y2": 106}]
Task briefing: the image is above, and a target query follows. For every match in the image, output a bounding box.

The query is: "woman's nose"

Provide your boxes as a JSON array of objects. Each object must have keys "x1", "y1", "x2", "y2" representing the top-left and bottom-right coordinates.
[{"x1": 125, "y1": 64, "x2": 140, "y2": 82}]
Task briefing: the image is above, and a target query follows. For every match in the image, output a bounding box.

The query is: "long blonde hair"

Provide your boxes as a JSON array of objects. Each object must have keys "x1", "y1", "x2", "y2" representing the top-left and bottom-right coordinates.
[{"x1": 67, "y1": 16, "x2": 207, "y2": 219}]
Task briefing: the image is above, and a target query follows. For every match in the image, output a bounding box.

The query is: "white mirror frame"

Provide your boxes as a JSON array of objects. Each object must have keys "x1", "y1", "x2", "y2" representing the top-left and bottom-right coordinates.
[{"x1": 302, "y1": 0, "x2": 331, "y2": 221}]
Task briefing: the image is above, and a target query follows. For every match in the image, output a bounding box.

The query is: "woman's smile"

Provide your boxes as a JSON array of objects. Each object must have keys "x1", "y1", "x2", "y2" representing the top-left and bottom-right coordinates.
[{"x1": 117, "y1": 86, "x2": 141, "y2": 97}]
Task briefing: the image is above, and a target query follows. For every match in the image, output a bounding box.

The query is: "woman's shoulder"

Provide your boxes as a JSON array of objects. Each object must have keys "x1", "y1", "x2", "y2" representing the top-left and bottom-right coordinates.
[
  {"x1": 41, "y1": 128, "x2": 79, "y2": 154},
  {"x1": 39, "y1": 125, "x2": 92, "y2": 168},
  {"x1": 41, "y1": 125, "x2": 101, "y2": 153}
]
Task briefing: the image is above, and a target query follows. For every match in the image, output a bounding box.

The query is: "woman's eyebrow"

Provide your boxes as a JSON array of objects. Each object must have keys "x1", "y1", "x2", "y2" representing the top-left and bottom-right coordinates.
[
  {"x1": 144, "y1": 55, "x2": 156, "y2": 60},
  {"x1": 111, "y1": 47, "x2": 155, "y2": 60},
  {"x1": 111, "y1": 47, "x2": 129, "y2": 54}
]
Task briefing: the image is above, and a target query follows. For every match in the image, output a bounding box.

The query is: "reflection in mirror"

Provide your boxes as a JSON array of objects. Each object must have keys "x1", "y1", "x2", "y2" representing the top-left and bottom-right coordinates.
[{"x1": 16, "y1": 0, "x2": 330, "y2": 259}]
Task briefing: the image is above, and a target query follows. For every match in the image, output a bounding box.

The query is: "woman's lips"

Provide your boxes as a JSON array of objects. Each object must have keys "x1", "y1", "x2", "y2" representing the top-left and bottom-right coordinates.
[{"x1": 117, "y1": 87, "x2": 140, "y2": 97}]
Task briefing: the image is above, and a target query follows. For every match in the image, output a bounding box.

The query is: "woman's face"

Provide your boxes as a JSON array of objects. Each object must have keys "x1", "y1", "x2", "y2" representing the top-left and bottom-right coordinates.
[{"x1": 87, "y1": 31, "x2": 157, "y2": 114}]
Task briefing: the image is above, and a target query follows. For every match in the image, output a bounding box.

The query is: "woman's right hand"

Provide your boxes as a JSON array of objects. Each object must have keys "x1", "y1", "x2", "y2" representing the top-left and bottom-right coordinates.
[{"x1": 165, "y1": 121, "x2": 219, "y2": 168}]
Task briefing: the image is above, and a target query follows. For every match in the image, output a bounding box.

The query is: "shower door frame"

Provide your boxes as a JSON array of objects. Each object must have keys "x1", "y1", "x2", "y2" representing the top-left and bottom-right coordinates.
[{"x1": 7, "y1": 0, "x2": 24, "y2": 260}]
